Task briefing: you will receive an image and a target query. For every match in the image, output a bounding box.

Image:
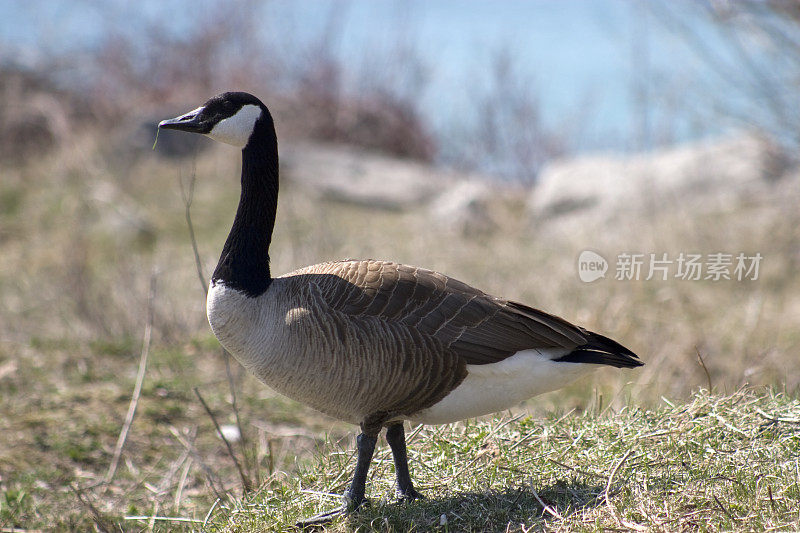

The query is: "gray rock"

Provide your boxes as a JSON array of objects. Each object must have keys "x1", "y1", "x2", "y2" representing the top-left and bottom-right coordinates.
[
  {"x1": 530, "y1": 133, "x2": 791, "y2": 222},
  {"x1": 281, "y1": 142, "x2": 477, "y2": 210},
  {"x1": 428, "y1": 180, "x2": 498, "y2": 234}
]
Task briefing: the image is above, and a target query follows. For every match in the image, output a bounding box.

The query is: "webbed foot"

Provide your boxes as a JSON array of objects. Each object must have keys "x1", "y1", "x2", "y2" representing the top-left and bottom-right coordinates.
[
  {"x1": 295, "y1": 492, "x2": 370, "y2": 528},
  {"x1": 397, "y1": 486, "x2": 424, "y2": 502}
]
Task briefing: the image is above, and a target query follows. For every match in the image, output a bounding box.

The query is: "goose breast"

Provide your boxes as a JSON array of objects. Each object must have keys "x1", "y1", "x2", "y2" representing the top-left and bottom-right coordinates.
[{"x1": 206, "y1": 273, "x2": 465, "y2": 424}]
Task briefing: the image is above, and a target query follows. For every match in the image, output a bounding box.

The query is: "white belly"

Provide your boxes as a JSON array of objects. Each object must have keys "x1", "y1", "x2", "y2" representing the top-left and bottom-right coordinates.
[{"x1": 409, "y1": 349, "x2": 595, "y2": 425}]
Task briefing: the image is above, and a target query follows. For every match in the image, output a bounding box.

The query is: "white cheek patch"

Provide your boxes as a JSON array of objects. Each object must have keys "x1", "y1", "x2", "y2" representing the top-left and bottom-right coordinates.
[{"x1": 205, "y1": 104, "x2": 262, "y2": 148}]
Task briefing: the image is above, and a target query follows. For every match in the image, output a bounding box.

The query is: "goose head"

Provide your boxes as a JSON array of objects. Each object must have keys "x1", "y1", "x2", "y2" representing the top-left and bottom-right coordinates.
[{"x1": 159, "y1": 91, "x2": 269, "y2": 149}]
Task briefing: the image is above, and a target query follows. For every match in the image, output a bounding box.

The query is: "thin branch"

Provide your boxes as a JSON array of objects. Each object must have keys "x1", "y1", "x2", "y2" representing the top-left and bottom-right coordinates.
[
  {"x1": 604, "y1": 449, "x2": 633, "y2": 504},
  {"x1": 180, "y1": 160, "x2": 256, "y2": 488},
  {"x1": 203, "y1": 498, "x2": 222, "y2": 528},
  {"x1": 223, "y1": 349, "x2": 256, "y2": 485},
  {"x1": 713, "y1": 494, "x2": 737, "y2": 522},
  {"x1": 528, "y1": 479, "x2": 563, "y2": 520},
  {"x1": 194, "y1": 387, "x2": 253, "y2": 493},
  {"x1": 148, "y1": 500, "x2": 158, "y2": 531},
  {"x1": 69, "y1": 483, "x2": 115, "y2": 533},
  {"x1": 174, "y1": 457, "x2": 193, "y2": 512},
  {"x1": 104, "y1": 270, "x2": 157, "y2": 486},
  {"x1": 168, "y1": 425, "x2": 227, "y2": 502},
  {"x1": 768, "y1": 485, "x2": 777, "y2": 513},
  {"x1": 179, "y1": 162, "x2": 208, "y2": 296},
  {"x1": 156, "y1": 447, "x2": 190, "y2": 496},
  {"x1": 603, "y1": 450, "x2": 646, "y2": 531},
  {"x1": 695, "y1": 346, "x2": 713, "y2": 391}
]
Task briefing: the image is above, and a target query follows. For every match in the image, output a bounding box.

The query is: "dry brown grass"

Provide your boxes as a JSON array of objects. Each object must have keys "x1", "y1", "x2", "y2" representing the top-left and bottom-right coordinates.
[{"x1": 1, "y1": 120, "x2": 798, "y2": 528}]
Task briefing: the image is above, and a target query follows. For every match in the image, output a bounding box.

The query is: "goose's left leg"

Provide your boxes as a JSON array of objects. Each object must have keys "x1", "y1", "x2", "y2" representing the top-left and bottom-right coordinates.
[
  {"x1": 386, "y1": 423, "x2": 423, "y2": 501},
  {"x1": 296, "y1": 430, "x2": 377, "y2": 527},
  {"x1": 343, "y1": 432, "x2": 378, "y2": 507}
]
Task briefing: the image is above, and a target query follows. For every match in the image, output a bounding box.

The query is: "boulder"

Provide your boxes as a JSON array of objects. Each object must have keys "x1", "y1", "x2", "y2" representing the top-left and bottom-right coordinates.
[
  {"x1": 281, "y1": 142, "x2": 488, "y2": 210},
  {"x1": 428, "y1": 180, "x2": 498, "y2": 234},
  {"x1": 529, "y1": 133, "x2": 790, "y2": 221}
]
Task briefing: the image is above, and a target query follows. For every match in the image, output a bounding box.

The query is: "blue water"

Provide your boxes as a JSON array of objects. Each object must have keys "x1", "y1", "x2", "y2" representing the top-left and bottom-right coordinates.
[
  {"x1": 257, "y1": 0, "x2": 709, "y2": 153},
  {"x1": 1, "y1": 1, "x2": 759, "y2": 158}
]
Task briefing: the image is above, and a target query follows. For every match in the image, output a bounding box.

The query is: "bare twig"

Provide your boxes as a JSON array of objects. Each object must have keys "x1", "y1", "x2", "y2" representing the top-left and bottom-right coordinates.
[
  {"x1": 156, "y1": 447, "x2": 190, "y2": 496},
  {"x1": 104, "y1": 270, "x2": 157, "y2": 486},
  {"x1": 713, "y1": 494, "x2": 737, "y2": 521},
  {"x1": 528, "y1": 479, "x2": 563, "y2": 520},
  {"x1": 695, "y1": 346, "x2": 713, "y2": 391},
  {"x1": 222, "y1": 348, "x2": 257, "y2": 486},
  {"x1": 266, "y1": 437, "x2": 275, "y2": 476},
  {"x1": 768, "y1": 484, "x2": 777, "y2": 513},
  {"x1": 179, "y1": 163, "x2": 207, "y2": 296},
  {"x1": 181, "y1": 159, "x2": 256, "y2": 488},
  {"x1": 299, "y1": 489, "x2": 344, "y2": 499},
  {"x1": 508, "y1": 409, "x2": 574, "y2": 453},
  {"x1": 603, "y1": 449, "x2": 633, "y2": 504},
  {"x1": 148, "y1": 500, "x2": 158, "y2": 532},
  {"x1": 406, "y1": 423, "x2": 425, "y2": 444},
  {"x1": 603, "y1": 450, "x2": 647, "y2": 531},
  {"x1": 69, "y1": 483, "x2": 115, "y2": 533},
  {"x1": 194, "y1": 387, "x2": 253, "y2": 493},
  {"x1": 174, "y1": 457, "x2": 193, "y2": 512},
  {"x1": 203, "y1": 498, "x2": 222, "y2": 528},
  {"x1": 168, "y1": 425, "x2": 227, "y2": 502},
  {"x1": 483, "y1": 412, "x2": 526, "y2": 443}
]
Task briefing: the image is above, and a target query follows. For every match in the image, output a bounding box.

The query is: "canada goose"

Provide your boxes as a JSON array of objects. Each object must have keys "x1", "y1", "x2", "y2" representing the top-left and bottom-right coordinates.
[{"x1": 159, "y1": 92, "x2": 642, "y2": 524}]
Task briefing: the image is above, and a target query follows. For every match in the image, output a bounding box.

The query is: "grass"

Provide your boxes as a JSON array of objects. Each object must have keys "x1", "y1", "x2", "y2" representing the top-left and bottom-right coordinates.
[
  {"x1": 0, "y1": 128, "x2": 798, "y2": 530},
  {"x1": 0, "y1": 329, "x2": 349, "y2": 531},
  {"x1": 207, "y1": 388, "x2": 800, "y2": 532},
  {"x1": 3, "y1": 11, "x2": 799, "y2": 526}
]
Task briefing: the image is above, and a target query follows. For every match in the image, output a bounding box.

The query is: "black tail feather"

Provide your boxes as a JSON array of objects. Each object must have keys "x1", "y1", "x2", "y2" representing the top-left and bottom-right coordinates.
[{"x1": 553, "y1": 332, "x2": 643, "y2": 368}]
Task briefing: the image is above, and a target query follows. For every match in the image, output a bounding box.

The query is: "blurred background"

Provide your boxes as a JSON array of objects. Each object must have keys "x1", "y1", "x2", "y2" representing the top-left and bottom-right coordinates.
[{"x1": 1, "y1": 0, "x2": 798, "y2": 529}]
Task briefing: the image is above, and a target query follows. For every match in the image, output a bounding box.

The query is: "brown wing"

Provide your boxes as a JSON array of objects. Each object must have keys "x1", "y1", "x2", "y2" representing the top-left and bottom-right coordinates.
[{"x1": 290, "y1": 259, "x2": 590, "y2": 365}]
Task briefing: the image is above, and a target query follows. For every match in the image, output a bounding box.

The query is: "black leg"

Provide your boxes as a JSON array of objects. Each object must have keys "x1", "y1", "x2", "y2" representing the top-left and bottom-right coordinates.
[
  {"x1": 344, "y1": 432, "x2": 378, "y2": 506},
  {"x1": 296, "y1": 431, "x2": 377, "y2": 528},
  {"x1": 386, "y1": 423, "x2": 423, "y2": 501}
]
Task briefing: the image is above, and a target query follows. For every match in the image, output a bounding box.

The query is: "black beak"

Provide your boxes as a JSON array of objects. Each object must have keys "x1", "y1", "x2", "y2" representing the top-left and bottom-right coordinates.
[{"x1": 158, "y1": 107, "x2": 207, "y2": 133}]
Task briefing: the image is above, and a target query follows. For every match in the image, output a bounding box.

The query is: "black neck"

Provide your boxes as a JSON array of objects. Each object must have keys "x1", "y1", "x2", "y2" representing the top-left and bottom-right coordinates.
[{"x1": 211, "y1": 113, "x2": 278, "y2": 297}]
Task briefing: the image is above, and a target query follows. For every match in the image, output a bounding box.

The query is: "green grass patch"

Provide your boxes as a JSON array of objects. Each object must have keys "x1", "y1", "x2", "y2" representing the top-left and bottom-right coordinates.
[{"x1": 206, "y1": 388, "x2": 800, "y2": 532}]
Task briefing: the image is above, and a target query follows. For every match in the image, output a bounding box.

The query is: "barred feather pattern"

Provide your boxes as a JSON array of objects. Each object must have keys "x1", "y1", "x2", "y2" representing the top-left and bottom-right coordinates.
[{"x1": 207, "y1": 259, "x2": 630, "y2": 429}]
